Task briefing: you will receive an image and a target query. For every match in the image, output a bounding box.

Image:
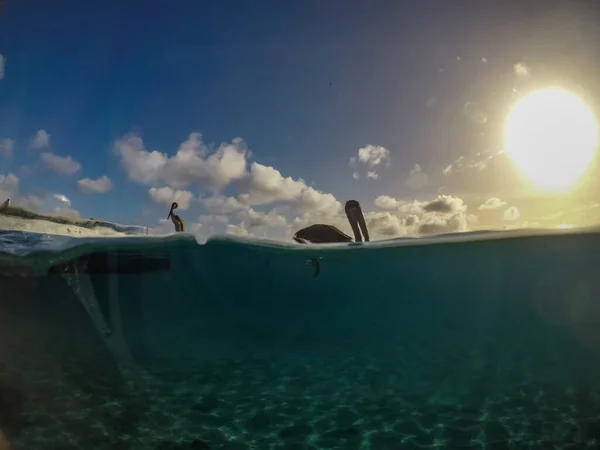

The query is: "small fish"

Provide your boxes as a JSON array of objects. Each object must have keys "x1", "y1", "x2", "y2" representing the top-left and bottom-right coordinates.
[{"x1": 305, "y1": 257, "x2": 323, "y2": 278}]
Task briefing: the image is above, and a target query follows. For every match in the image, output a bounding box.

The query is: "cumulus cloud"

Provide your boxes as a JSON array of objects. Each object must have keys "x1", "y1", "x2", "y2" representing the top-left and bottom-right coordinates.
[
  {"x1": 422, "y1": 195, "x2": 466, "y2": 214},
  {"x1": 41, "y1": 152, "x2": 81, "y2": 175},
  {"x1": 29, "y1": 129, "x2": 50, "y2": 150},
  {"x1": 198, "y1": 214, "x2": 229, "y2": 225},
  {"x1": 358, "y1": 145, "x2": 390, "y2": 167},
  {"x1": 78, "y1": 175, "x2": 113, "y2": 194},
  {"x1": 236, "y1": 162, "x2": 342, "y2": 217},
  {"x1": 16, "y1": 195, "x2": 43, "y2": 211},
  {"x1": 405, "y1": 164, "x2": 428, "y2": 190},
  {"x1": 52, "y1": 193, "x2": 71, "y2": 206},
  {"x1": 240, "y1": 162, "x2": 306, "y2": 205},
  {"x1": 478, "y1": 197, "x2": 507, "y2": 210},
  {"x1": 115, "y1": 132, "x2": 248, "y2": 190},
  {"x1": 297, "y1": 187, "x2": 341, "y2": 215},
  {"x1": 0, "y1": 173, "x2": 19, "y2": 201},
  {"x1": 148, "y1": 186, "x2": 194, "y2": 210},
  {"x1": 226, "y1": 223, "x2": 250, "y2": 237},
  {"x1": 350, "y1": 145, "x2": 391, "y2": 179},
  {"x1": 504, "y1": 206, "x2": 520, "y2": 221},
  {"x1": 364, "y1": 212, "x2": 406, "y2": 237},
  {"x1": 0, "y1": 139, "x2": 14, "y2": 158},
  {"x1": 374, "y1": 195, "x2": 400, "y2": 210},
  {"x1": 418, "y1": 213, "x2": 468, "y2": 235},
  {"x1": 240, "y1": 208, "x2": 287, "y2": 230},
  {"x1": 202, "y1": 195, "x2": 246, "y2": 214},
  {"x1": 372, "y1": 194, "x2": 474, "y2": 236}
]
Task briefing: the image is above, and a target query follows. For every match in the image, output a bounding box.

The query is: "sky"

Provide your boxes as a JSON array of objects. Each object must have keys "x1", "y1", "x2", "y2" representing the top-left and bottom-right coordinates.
[{"x1": 1, "y1": 0, "x2": 600, "y2": 241}]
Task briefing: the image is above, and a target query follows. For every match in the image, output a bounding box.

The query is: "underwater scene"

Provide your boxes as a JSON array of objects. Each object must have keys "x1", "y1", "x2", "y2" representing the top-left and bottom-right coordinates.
[{"x1": 2, "y1": 227, "x2": 600, "y2": 450}]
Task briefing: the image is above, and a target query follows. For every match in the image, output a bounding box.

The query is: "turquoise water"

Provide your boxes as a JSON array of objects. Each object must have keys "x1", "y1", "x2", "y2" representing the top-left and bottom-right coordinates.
[{"x1": 1, "y1": 228, "x2": 600, "y2": 449}]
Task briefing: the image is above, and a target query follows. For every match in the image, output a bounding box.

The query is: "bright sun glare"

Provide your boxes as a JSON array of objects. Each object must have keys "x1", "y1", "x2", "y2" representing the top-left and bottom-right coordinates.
[{"x1": 504, "y1": 88, "x2": 598, "y2": 192}]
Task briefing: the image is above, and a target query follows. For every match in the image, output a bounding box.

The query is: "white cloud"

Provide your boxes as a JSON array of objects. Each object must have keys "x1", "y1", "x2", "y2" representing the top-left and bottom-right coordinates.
[
  {"x1": 240, "y1": 162, "x2": 306, "y2": 205},
  {"x1": 418, "y1": 213, "x2": 468, "y2": 235},
  {"x1": 52, "y1": 193, "x2": 71, "y2": 207},
  {"x1": 236, "y1": 162, "x2": 342, "y2": 217},
  {"x1": 0, "y1": 139, "x2": 14, "y2": 158},
  {"x1": 398, "y1": 200, "x2": 428, "y2": 215},
  {"x1": 114, "y1": 132, "x2": 248, "y2": 190},
  {"x1": 202, "y1": 195, "x2": 246, "y2": 213},
  {"x1": 405, "y1": 164, "x2": 428, "y2": 190},
  {"x1": 148, "y1": 186, "x2": 194, "y2": 210},
  {"x1": 364, "y1": 212, "x2": 406, "y2": 238},
  {"x1": 225, "y1": 223, "x2": 250, "y2": 237},
  {"x1": 374, "y1": 195, "x2": 400, "y2": 210},
  {"x1": 0, "y1": 173, "x2": 19, "y2": 201},
  {"x1": 504, "y1": 206, "x2": 520, "y2": 221},
  {"x1": 514, "y1": 63, "x2": 530, "y2": 77},
  {"x1": 297, "y1": 187, "x2": 341, "y2": 214},
  {"x1": 478, "y1": 197, "x2": 507, "y2": 211},
  {"x1": 29, "y1": 129, "x2": 50, "y2": 150},
  {"x1": 422, "y1": 195, "x2": 466, "y2": 214},
  {"x1": 16, "y1": 195, "x2": 43, "y2": 211},
  {"x1": 41, "y1": 152, "x2": 81, "y2": 174},
  {"x1": 372, "y1": 194, "x2": 473, "y2": 236},
  {"x1": 358, "y1": 145, "x2": 390, "y2": 167},
  {"x1": 240, "y1": 208, "x2": 287, "y2": 230},
  {"x1": 198, "y1": 214, "x2": 229, "y2": 225},
  {"x1": 0, "y1": 54, "x2": 4, "y2": 80},
  {"x1": 78, "y1": 175, "x2": 113, "y2": 194},
  {"x1": 351, "y1": 145, "x2": 391, "y2": 179}
]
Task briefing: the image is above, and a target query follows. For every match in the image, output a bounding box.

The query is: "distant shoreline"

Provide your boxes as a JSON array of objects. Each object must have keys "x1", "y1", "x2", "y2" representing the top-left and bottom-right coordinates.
[{"x1": 0, "y1": 203, "x2": 147, "y2": 234}]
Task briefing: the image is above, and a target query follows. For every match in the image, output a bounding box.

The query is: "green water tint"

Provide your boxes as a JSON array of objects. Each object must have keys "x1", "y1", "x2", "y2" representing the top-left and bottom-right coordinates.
[{"x1": 1, "y1": 229, "x2": 600, "y2": 449}]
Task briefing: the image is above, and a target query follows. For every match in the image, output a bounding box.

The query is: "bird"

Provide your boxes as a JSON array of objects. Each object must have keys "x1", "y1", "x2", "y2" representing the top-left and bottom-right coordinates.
[
  {"x1": 167, "y1": 202, "x2": 185, "y2": 232},
  {"x1": 293, "y1": 200, "x2": 369, "y2": 244}
]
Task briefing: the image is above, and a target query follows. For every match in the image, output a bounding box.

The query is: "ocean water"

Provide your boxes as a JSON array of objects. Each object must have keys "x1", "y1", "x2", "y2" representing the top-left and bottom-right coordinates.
[{"x1": 1, "y1": 227, "x2": 600, "y2": 450}]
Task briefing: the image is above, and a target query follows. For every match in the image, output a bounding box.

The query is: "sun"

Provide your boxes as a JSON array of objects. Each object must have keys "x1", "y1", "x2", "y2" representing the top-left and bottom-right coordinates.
[{"x1": 504, "y1": 88, "x2": 598, "y2": 192}]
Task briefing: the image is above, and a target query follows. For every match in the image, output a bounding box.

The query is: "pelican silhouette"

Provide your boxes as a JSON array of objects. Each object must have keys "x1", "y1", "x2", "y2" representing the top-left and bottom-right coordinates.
[
  {"x1": 167, "y1": 202, "x2": 185, "y2": 232},
  {"x1": 293, "y1": 199, "x2": 369, "y2": 244}
]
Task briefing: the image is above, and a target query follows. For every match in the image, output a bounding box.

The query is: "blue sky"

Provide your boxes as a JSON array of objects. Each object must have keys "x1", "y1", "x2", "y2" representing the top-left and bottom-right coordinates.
[{"x1": 1, "y1": 1, "x2": 600, "y2": 240}]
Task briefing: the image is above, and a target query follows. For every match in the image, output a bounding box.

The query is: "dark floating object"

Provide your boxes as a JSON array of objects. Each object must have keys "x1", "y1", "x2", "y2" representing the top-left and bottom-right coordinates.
[
  {"x1": 293, "y1": 200, "x2": 370, "y2": 244},
  {"x1": 168, "y1": 202, "x2": 186, "y2": 232},
  {"x1": 0, "y1": 198, "x2": 9, "y2": 209}
]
